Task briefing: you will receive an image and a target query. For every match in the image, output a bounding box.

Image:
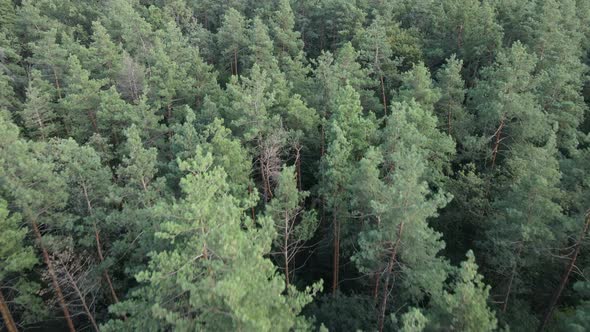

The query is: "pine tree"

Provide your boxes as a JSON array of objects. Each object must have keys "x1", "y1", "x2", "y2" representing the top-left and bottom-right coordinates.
[
  {"x1": 435, "y1": 55, "x2": 468, "y2": 139},
  {"x1": 97, "y1": 87, "x2": 162, "y2": 147},
  {"x1": 104, "y1": 149, "x2": 318, "y2": 331},
  {"x1": 528, "y1": 0, "x2": 587, "y2": 154},
  {"x1": 28, "y1": 28, "x2": 69, "y2": 99},
  {"x1": 467, "y1": 42, "x2": 548, "y2": 168},
  {"x1": 101, "y1": 0, "x2": 154, "y2": 58},
  {"x1": 108, "y1": 125, "x2": 168, "y2": 279},
  {"x1": 397, "y1": 62, "x2": 441, "y2": 113},
  {"x1": 0, "y1": 0, "x2": 16, "y2": 36},
  {"x1": 310, "y1": 42, "x2": 376, "y2": 122},
  {"x1": 400, "y1": 308, "x2": 428, "y2": 332},
  {"x1": 117, "y1": 125, "x2": 166, "y2": 208},
  {"x1": 49, "y1": 139, "x2": 121, "y2": 305},
  {"x1": 269, "y1": 0, "x2": 305, "y2": 63},
  {"x1": 19, "y1": 70, "x2": 58, "y2": 140},
  {"x1": 320, "y1": 85, "x2": 375, "y2": 294},
  {"x1": 116, "y1": 52, "x2": 146, "y2": 103},
  {"x1": 351, "y1": 101, "x2": 451, "y2": 332},
  {"x1": 354, "y1": 14, "x2": 396, "y2": 115},
  {"x1": 482, "y1": 138, "x2": 563, "y2": 315},
  {"x1": 424, "y1": 0, "x2": 503, "y2": 79},
  {"x1": 540, "y1": 146, "x2": 590, "y2": 330},
  {"x1": 266, "y1": 166, "x2": 318, "y2": 289},
  {"x1": 0, "y1": 114, "x2": 75, "y2": 332},
  {"x1": 60, "y1": 55, "x2": 106, "y2": 142},
  {"x1": 430, "y1": 250, "x2": 497, "y2": 331},
  {"x1": 170, "y1": 113, "x2": 252, "y2": 199},
  {"x1": 225, "y1": 64, "x2": 285, "y2": 201},
  {"x1": 0, "y1": 198, "x2": 43, "y2": 331},
  {"x1": 85, "y1": 20, "x2": 123, "y2": 83},
  {"x1": 321, "y1": 122, "x2": 353, "y2": 295},
  {"x1": 217, "y1": 8, "x2": 248, "y2": 77},
  {"x1": 247, "y1": 17, "x2": 277, "y2": 73}
]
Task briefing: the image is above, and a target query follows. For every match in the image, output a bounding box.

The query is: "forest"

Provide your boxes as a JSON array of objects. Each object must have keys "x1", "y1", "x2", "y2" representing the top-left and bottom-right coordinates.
[{"x1": 1, "y1": 0, "x2": 590, "y2": 331}]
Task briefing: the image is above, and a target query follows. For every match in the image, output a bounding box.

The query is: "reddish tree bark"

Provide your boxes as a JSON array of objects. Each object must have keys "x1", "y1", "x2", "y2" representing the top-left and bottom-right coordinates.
[
  {"x1": 0, "y1": 289, "x2": 18, "y2": 332},
  {"x1": 378, "y1": 221, "x2": 405, "y2": 332},
  {"x1": 31, "y1": 220, "x2": 76, "y2": 332},
  {"x1": 82, "y1": 184, "x2": 120, "y2": 305},
  {"x1": 539, "y1": 211, "x2": 590, "y2": 331}
]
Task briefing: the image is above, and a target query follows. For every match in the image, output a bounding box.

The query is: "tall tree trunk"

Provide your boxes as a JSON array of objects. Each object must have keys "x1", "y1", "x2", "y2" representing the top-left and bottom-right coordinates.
[
  {"x1": 539, "y1": 211, "x2": 590, "y2": 331},
  {"x1": 380, "y1": 75, "x2": 387, "y2": 116},
  {"x1": 284, "y1": 210, "x2": 291, "y2": 290},
  {"x1": 295, "y1": 145, "x2": 302, "y2": 190},
  {"x1": 234, "y1": 48, "x2": 238, "y2": 77},
  {"x1": 63, "y1": 268, "x2": 100, "y2": 332},
  {"x1": 502, "y1": 242, "x2": 523, "y2": 313},
  {"x1": 332, "y1": 215, "x2": 340, "y2": 295},
  {"x1": 378, "y1": 221, "x2": 405, "y2": 332},
  {"x1": 33, "y1": 108, "x2": 47, "y2": 141},
  {"x1": 31, "y1": 220, "x2": 76, "y2": 332},
  {"x1": 260, "y1": 157, "x2": 273, "y2": 202},
  {"x1": 87, "y1": 111, "x2": 99, "y2": 134},
  {"x1": 372, "y1": 272, "x2": 380, "y2": 302},
  {"x1": 264, "y1": 160, "x2": 273, "y2": 200},
  {"x1": 491, "y1": 117, "x2": 505, "y2": 168},
  {"x1": 0, "y1": 289, "x2": 18, "y2": 332},
  {"x1": 53, "y1": 68, "x2": 62, "y2": 100},
  {"x1": 457, "y1": 24, "x2": 464, "y2": 48},
  {"x1": 320, "y1": 125, "x2": 325, "y2": 157},
  {"x1": 447, "y1": 106, "x2": 452, "y2": 136},
  {"x1": 82, "y1": 184, "x2": 120, "y2": 304},
  {"x1": 248, "y1": 185, "x2": 256, "y2": 221}
]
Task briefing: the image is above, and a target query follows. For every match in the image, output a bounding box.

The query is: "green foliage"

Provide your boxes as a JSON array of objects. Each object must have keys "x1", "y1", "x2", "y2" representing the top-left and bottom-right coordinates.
[
  {"x1": 19, "y1": 70, "x2": 58, "y2": 140},
  {"x1": 105, "y1": 149, "x2": 319, "y2": 331},
  {"x1": 0, "y1": 198, "x2": 44, "y2": 324},
  {"x1": 467, "y1": 42, "x2": 549, "y2": 165},
  {"x1": 2, "y1": 1, "x2": 590, "y2": 331},
  {"x1": 352, "y1": 102, "x2": 451, "y2": 303},
  {"x1": 431, "y1": 251, "x2": 497, "y2": 331}
]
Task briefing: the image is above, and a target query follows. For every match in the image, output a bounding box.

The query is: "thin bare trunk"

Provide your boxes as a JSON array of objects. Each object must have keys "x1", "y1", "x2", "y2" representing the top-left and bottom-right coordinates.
[
  {"x1": 265, "y1": 163, "x2": 273, "y2": 200},
  {"x1": 295, "y1": 146, "x2": 302, "y2": 190},
  {"x1": 53, "y1": 68, "x2": 62, "y2": 99},
  {"x1": 63, "y1": 268, "x2": 100, "y2": 332},
  {"x1": 332, "y1": 215, "x2": 340, "y2": 295},
  {"x1": 33, "y1": 108, "x2": 47, "y2": 140},
  {"x1": 261, "y1": 156, "x2": 273, "y2": 201},
  {"x1": 372, "y1": 272, "x2": 380, "y2": 302},
  {"x1": 248, "y1": 185, "x2": 256, "y2": 221},
  {"x1": 166, "y1": 104, "x2": 172, "y2": 123},
  {"x1": 448, "y1": 106, "x2": 452, "y2": 136},
  {"x1": 31, "y1": 220, "x2": 76, "y2": 332},
  {"x1": 82, "y1": 184, "x2": 120, "y2": 304},
  {"x1": 284, "y1": 210, "x2": 290, "y2": 290},
  {"x1": 491, "y1": 117, "x2": 505, "y2": 168},
  {"x1": 380, "y1": 75, "x2": 387, "y2": 116},
  {"x1": 378, "y1": 221, "x2": 404, "y2": 332},
  {"x1": 539, "y1": 211, "x2": 590, "y2": 331},
  {"x1": 320, "y1": 125, "x2": 325, "y2": 157},
  {"x1": 234, "y1": 48, "x2": 238, "y2": 77},
  {"x1": 0, "y1": 289, "x2": 18, "y2": 332},
  {"x1": 260, "y1": 158, "x2": 272, "y2": 202},
  {"x1": 502, "y1": 243, "x2": 523, "y2": 313},
  {"x1": 88, "y1": 111, "x2": 99, "y2": 134}
]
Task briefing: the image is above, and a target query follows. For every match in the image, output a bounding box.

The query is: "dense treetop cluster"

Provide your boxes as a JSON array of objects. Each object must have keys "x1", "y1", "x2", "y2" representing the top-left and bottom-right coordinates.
[{"x1": 1, "y1": 0, "x2": 590, "y2": 331}]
